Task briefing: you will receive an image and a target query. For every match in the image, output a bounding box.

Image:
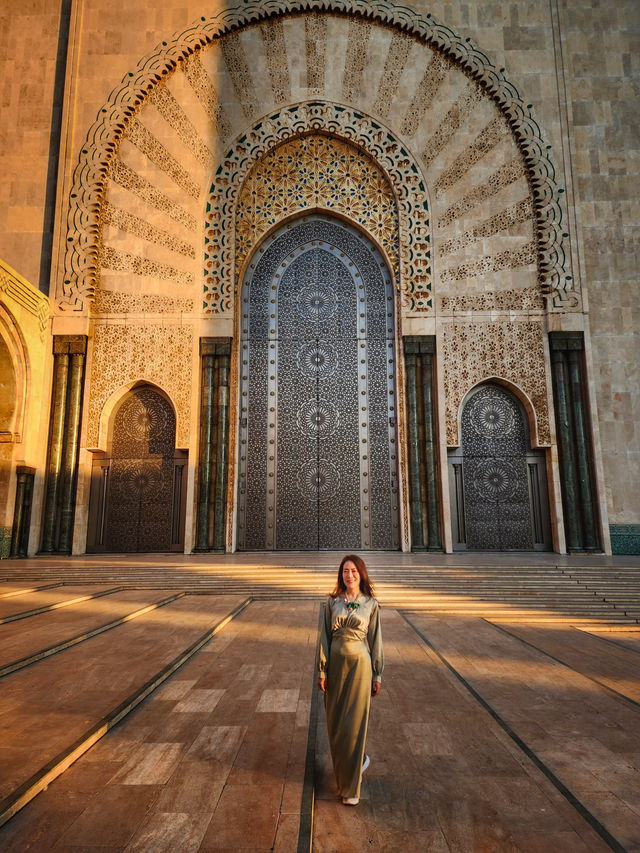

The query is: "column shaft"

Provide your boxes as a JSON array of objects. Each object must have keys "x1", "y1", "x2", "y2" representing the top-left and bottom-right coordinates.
[
  {"x1": 212, "y1": 349, "x2": 230, "y2": 551},
  {"x1": 58, "y1": 352, "x2": 85, "y2": 552},
  {"x1": 551, "y1": 347, "x2": 582, "y2": 550},
  {"x1": 567, "y1": 349, "x2": 599, "y2": 550},
  {"x1": 420, "y1": 350, "x2": 441, "y2": 550},
  {"x1": 404, "y1": 348, "x2": 426, "y2": 550},
  {"x1": 195, "y1": 352, "x2": 216, "y2": 550},
  {"x1": 41, "y1": 352, "x2": 69, "y2": 552}
]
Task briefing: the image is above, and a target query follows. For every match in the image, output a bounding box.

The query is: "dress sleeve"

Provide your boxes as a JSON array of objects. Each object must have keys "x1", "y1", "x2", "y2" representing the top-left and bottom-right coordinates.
[
  {"x1": 317, "y1": 598, "x2": 332, "y2": 680},
  {"x1": 367, "y1": 600, "x2": 384, "y2": 683}
]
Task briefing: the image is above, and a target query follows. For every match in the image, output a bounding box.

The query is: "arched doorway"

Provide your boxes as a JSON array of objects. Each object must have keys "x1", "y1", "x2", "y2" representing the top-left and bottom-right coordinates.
[
  {"x1": 87, "y1": 385, "x2": 187, "y2": 552},
  {"x1": 236, "y1": 214, "x2": 400, "y2": 551},
  {"x1": 448, "y1": 383, "x2": 551, "y2": 551}
]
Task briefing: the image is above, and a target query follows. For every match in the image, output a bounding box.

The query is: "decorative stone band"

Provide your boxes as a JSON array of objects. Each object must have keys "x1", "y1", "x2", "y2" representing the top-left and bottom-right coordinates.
[
  {"x1": 609, "y1": 524, "x2": 640, "y2": 556},
  {"x1": 58, "y1": 0, "x2": 575, "y2": 315}
]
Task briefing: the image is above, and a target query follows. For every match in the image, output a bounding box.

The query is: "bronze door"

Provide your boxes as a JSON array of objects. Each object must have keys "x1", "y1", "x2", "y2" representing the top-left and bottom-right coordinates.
[
  {"x1": 237, "y1": 215, "x2": 399, "y2": 550},
  {"x1": 448, "y1": 383, "x2": 551, "y2": 550},
  {"x1": 87, "y1": 386, "x2": 186, "y2": 552}
]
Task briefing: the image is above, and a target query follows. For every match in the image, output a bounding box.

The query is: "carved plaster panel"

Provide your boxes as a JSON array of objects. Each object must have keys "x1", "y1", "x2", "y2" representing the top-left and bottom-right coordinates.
[
  {"x1": 86, "y1": 324, "x2": 193, "y2": 448},
  {"x1": 442, "y1": 321, "x2": 551, "y2": 447}
]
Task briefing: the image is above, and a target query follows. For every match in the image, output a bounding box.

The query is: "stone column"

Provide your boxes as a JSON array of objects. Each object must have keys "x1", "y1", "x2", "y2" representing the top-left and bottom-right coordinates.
[
  {"x1": 549, "y1": 333, "x2": 600, "y2": 552},
  {"x1": 10, "y1": 466, "x2": 35, "y2": 558},
  {"x1": 404, "y1": 343, "x2": 426, "y2": 550},
  {"x1": 404, "y1": 336, "x2": 441, "y2": 551},
  {"x1": 420, "y1": 342, "x2": 441, "y2": 550},
  {"x1": 195, "y1": 338, "x2": 231, "y2": 551},
  {"x1": 41, "y1": 335, "x2": 87, "y2": 553}
]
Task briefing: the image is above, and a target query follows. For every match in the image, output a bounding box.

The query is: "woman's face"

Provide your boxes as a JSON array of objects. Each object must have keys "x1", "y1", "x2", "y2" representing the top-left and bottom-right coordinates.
[{"x1": 342, "y1": 560, "x2": 360, "y2": 593}]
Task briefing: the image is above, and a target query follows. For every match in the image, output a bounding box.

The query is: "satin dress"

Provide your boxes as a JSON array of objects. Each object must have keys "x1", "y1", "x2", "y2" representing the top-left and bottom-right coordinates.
[{"x1": 317, "y1": 594, "x2": 384, "y2": 799}]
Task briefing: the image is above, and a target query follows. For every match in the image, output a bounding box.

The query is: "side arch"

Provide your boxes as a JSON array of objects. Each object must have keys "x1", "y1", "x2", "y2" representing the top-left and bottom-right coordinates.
[
  {"x1": 96, "y1": 379, "x2": 179, "y2": 453},
  {"x1": 456, "y1": 376, "x2": 543, "y2": 451},
  {"x1": 0, "y1": 304, "x2": 28, "y2": 441}
]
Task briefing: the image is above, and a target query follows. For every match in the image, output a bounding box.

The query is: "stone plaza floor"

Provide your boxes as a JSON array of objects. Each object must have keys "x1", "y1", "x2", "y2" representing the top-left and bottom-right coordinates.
[{"x1": 0, "y1": 552, "x2": 638, "y2": 851}]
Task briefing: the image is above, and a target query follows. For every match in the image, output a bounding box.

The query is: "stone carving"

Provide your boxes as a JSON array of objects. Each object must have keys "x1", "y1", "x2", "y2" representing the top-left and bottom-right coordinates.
[
  {"x1": 108, "y1": 159, "x2": 196, "y2": 232},
  {"x1": 221, "y1": 32, "x2": 260, "y2": 120},
  {"x1": 93, "y1": 291, "x2": 194, "y2": 315},
  {"x1": 401, "y1": 53, "x2": 450, "y2": 137},
  {"x1": 260, "y1": 19, "x2": 291, "y2": 103},
  {"x1": 437, "y1": 157, "x2": 525, "y2": 230},
  {"x1": 59, "y1": 0, "x2": 574, "y2": 313},
  {"x1": 441, "y1": 321, "x2": 550, "y2": 447},
  {"x1": 372, "y1": 30, "x2": 413, "y2": 119},
  {"x1": 305, "y1": 14, "x2": 327, "y2": 93},
  {"x1": 206, "y1": 104, "x2": 431, "y2": 313},
  {"x1": 233, "y1": 134, "x2": 399, "y2": 291},
  {"x1": 439, "y1": 198, "x2": 534, "y2": 257},
  {"x1": 86, "y1": 325, "x2": 193, "y2": 447},
  {"x1": 182, "y1": 53, "x2": 231, "y2": 139},
  {"x1": 102, "y1": 201, "x2": 195, "y2": 259},
  {"x1": 101, "y1": 246, "x2": 193, "y2": 287}
]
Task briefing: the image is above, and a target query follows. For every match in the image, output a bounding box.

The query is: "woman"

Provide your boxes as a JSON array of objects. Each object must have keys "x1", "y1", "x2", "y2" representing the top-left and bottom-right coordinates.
[{"x1": 317, "y1": 554, "x2": 384, "y2": 806}]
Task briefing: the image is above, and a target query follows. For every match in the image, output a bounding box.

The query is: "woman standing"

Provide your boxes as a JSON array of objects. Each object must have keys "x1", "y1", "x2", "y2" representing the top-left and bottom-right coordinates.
[{"x1": 317, "y1": 554, "x2": 384, "y2": 806}]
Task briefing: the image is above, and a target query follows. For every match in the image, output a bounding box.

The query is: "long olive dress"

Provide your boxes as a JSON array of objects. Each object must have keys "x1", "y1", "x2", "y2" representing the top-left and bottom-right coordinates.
[{"x1": 317, "y1": 595, "x2": 384, "y2": 799}]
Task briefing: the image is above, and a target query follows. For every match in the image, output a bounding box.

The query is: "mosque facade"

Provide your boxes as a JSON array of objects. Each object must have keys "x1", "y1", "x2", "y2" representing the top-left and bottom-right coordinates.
[{"x1": 0, "y1": 0, "x2": 638, "y2": 557}]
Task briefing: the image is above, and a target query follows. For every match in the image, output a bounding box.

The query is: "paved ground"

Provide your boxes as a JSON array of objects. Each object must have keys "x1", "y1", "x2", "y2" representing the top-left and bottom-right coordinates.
[{"x1": 0, "y1": 555, "x2": 638, "y2": 851}]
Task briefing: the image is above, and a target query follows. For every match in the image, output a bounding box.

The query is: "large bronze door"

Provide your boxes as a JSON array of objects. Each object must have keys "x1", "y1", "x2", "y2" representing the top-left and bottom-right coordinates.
[{"x1": 237, "y1": 215, "x2": 399, "y2": 550}]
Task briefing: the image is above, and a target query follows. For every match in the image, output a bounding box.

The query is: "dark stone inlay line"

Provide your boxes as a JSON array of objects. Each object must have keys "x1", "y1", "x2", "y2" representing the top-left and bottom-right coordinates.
[
  {"x1": 485, "y1": 619, "x2": 640, "y2": 711},
  {"x1": 0, "y1": 587, "x2": 122, "y2": 625},
  {"x1": 0, "y1": 592, "x2": 186, "y2": 679},
  {"x1": 400, "y1": 612, "x2": 627, "y2": 853},
  {"x1": 573, "y1": 626, "x2": 640, "y2": 657},
  {"x1": 297, "y1": 602, "x2": 323, "y2": 853}
]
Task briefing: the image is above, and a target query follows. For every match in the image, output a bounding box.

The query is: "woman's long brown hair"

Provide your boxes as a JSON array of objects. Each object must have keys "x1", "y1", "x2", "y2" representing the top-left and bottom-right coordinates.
[{"x1": 331, "y1": 554, "x2": 375, "y2": 598}]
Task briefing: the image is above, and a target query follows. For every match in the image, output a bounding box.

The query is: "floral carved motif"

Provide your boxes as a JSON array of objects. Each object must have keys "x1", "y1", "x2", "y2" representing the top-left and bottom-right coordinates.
[
  {"x1": 231, "y1": 135, "x2": 399, "y2": 306},
  {"x1": 205, "y1": 104, "x2": 430, "y2": 313}
]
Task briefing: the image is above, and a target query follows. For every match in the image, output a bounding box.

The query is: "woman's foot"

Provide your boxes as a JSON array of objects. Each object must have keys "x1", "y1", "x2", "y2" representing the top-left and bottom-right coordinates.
[
  {"x1": 342, "y1": 797, "x2": 359, "y2": 806},
  {"x1": 361, "y1": 754, "x2": 370, "y2": 774}
]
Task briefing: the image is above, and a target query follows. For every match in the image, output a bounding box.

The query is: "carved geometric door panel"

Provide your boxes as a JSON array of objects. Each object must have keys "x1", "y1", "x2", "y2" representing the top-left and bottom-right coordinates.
[
  {"x1": 87, "y1": 386, "x2": 186, "y2": 553},
  {"x1": 448, "y1": 383, "x2": 551, "y2": 551},
  {"x1": 237, "y1": 214, "x2": 399, "y2": 551}
]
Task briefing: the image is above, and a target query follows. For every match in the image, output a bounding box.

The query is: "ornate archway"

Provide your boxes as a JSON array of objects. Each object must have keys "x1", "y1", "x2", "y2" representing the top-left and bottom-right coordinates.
[{"x1": 87, "y1": 385, "x2": 187, "y2": 552}]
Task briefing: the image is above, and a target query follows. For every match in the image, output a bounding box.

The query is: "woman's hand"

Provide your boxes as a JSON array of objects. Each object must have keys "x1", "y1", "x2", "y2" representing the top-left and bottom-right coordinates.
[
  {"x1": 317, "y1": 677, "x2": 327, "y2": 693},
  {"x1": 371, "y1": 681, "x2": 381, "y2": 697}
]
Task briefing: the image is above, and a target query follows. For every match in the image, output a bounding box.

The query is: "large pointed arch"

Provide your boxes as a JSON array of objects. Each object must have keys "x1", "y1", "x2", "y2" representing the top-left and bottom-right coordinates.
[{"x1": 58, "y1": 0, "x2": 574, "y2": 314}]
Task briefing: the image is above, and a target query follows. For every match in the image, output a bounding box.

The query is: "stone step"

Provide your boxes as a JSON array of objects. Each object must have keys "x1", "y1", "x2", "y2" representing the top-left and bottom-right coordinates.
[{"x1": 0, "y1": 594, "x2": 249, "y2": 828}]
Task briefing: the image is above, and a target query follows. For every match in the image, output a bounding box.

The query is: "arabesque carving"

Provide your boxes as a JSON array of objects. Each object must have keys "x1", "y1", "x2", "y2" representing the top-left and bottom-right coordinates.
[
  {"x1": 206, "y1": 104, "x2": 430, "y2": 313},
  {"x1": 442, "y1": 321, "x2": 551, "y2": 447},
  {"x1": 59, "y1": 0, "x2": 575, "y2": 315},
  {"x1": 232, "y1": 135, "x2": 399, "y2": 303}
]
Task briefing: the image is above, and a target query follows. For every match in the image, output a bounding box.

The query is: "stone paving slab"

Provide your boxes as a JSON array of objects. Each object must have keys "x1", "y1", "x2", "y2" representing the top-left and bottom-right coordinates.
[
  {"x1": 0, "y1": 588, "x2": 183, "y2": 671},
  {"x1": 0, "y1": 594, "x2": 638, "y2": 850},
  {"x1": 0, "y1": 584, "x2": 117, "y2": 621},
  {"x1": 313, "y1": 609, "x2": 611, "y2": 852},
  {"x1": 0, "y1": 600, "x2": 317, "y2": 852},
  {"x1": 0, "y1": 595, "x2": 244, "y2": 807},
  {"x1": 406, "y1": 612, "x2": 640, "y2": 851}
]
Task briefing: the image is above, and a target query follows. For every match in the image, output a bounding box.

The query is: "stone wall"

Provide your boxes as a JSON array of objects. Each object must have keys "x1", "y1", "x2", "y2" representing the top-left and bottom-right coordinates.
[
  {"x1": 560, "y1": 0, "x2": 640, "y2": 551},
  {"x1": 0, "y1": 0, "x2": 64, "y2": 290}
]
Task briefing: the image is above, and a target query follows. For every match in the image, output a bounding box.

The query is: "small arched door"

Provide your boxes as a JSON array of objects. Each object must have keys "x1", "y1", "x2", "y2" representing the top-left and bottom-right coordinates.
[
  {"x1": 87, "y1": 385, "x2": 187, "y2": 552},
  {"x1": 448, "y1": 383, "x2": 551, "y2": 550},
  {"x1": 237, "y1": 214, "x2": 400, "y2": 551}
]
